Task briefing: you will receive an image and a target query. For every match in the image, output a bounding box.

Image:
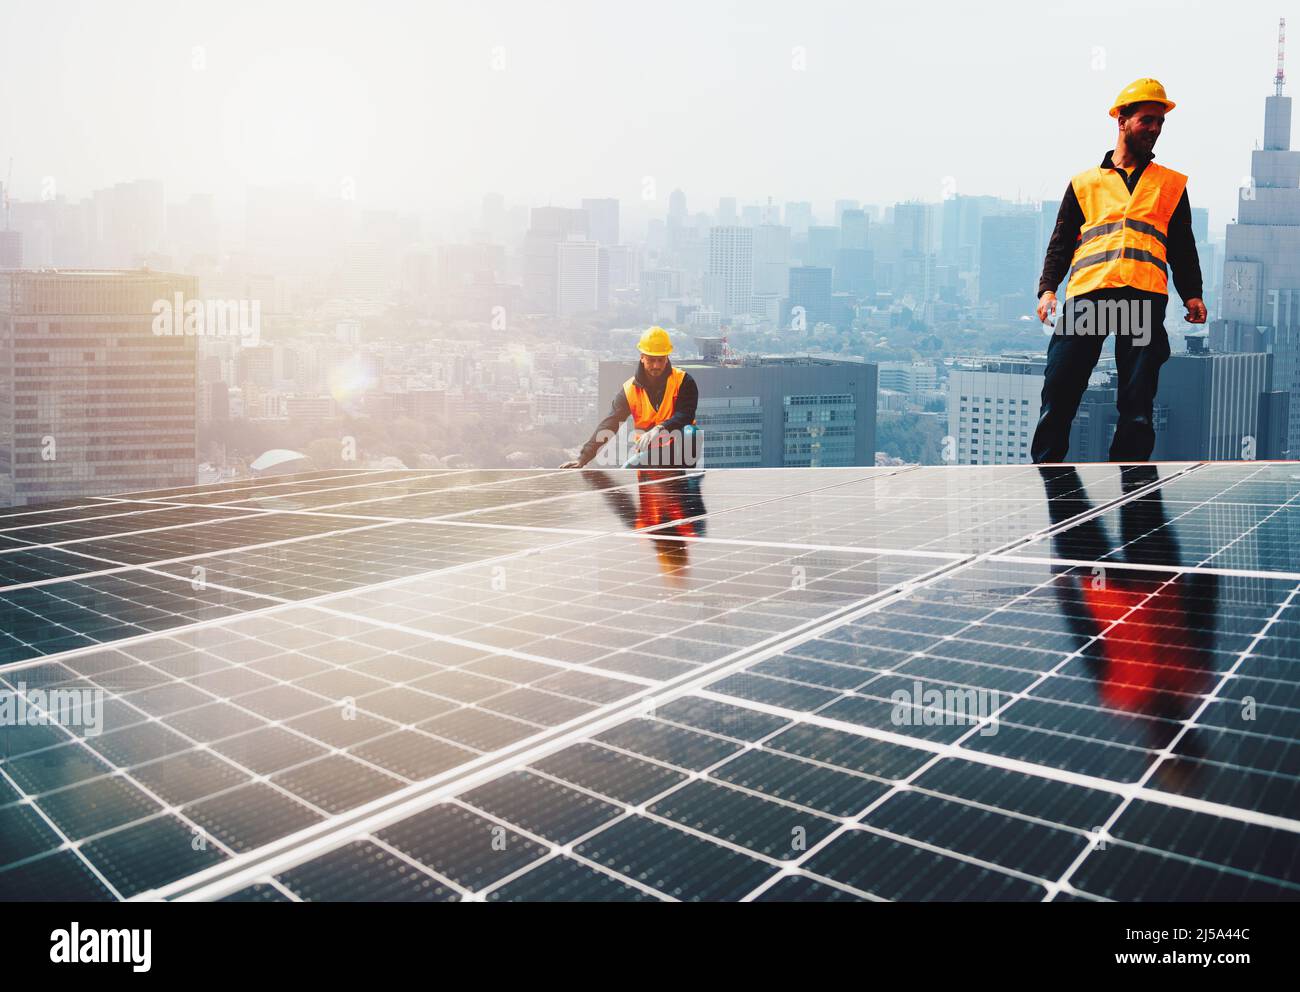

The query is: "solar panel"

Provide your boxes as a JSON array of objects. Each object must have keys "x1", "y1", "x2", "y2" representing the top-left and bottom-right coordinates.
[{"x1": 1, "y1": 462, "x2": 1297, "y2": 903}]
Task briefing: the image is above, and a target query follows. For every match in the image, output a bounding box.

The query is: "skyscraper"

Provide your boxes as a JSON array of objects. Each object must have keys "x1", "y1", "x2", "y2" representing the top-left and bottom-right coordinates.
[
  {"x1": 840, "y1": 208, "x2": 869, "y2": 250},
  {"x1": 806, "y1": 226, "x2": 840, "y2": 269},
  {"x1": 979, "y1": 214, "x2": 1038, "y2": 309},
  {"x1": 1213, "y1": 23, "x2": 1300, "y2": 455},
  {"x1": 0, "y1": 269, "x2": 199, "y2": 505},
  {"x1": 788, "y1": 266, "x2": 835, "y2": 328},
  {"x1": 522, "y1": 206, "x2": 587, "y2": 313},
  {"x1": 948, "y1": 358, "x2": 1045, "y2": 465},
  {"x1": 752, "y1": 224, "x2": 791, "y2": 298},
  {"x1": 706, "y1": 226, "x2": 753, "y2": 319},
  {"x1": 1155, "y1": 342, "x2": 1285, "y2": 460},
  {"x1": 556, "y1": 240, "x2": 603, "y2": 315}
]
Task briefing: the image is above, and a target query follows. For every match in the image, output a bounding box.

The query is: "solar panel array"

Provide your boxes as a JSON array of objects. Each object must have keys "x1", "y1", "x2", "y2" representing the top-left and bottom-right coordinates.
[{"x1": 1, "y1": 462, "x2": 1298, "y2": 902}]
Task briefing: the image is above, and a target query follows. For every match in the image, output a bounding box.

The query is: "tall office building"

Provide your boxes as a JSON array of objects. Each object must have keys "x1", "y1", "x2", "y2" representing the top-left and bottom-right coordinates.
[
  {"x1": 835, "y1": 200, "x2": 861, "y2": 225},
  {"x1": 581, "y1": 198, "x2": 619, "y2": 246},
  {"x1": 706, "y1": 226, "x2": 753, "y2": 319},
  {"x1": 979, "y1": 214, "x2": 1038, "y2": 310},
  {"x1": 0, "y1": 269, "x2": 198, "y2": 505},
  {"x1": 833, "y1": 248, "x2": 873, "y2": 297},
  {"x1": 947, "y1": 358, "x2": 1045, "y2": 465},
  {"x1": 1213, "y1": 29, "x2": 1300, "y2": 456},
  {"x1": 840, "y1": 208, "x2": 869, "y2": 250},
  {"x1": 597, "y1": 355, "x2": 876, "y2": 467},
  {"x1": 717, "y1": 197, "x2": 738, "y2": 225},
  {"x1": 522, "y1": 206, "x2": 587, "y2": 313},
  {"x1": 752, "y1": 224, "x2": 791, "y2": 298},
  {"x1": 555, "y1": 240, "x2": 604, "y2": 315},
  {"x1": 941, "y1": 194, "x2": 1004, "y2": 274},
  {"x1": 878, "y1": 362, "x2": 939, "y2": 395},
  {"x1": 806, "y1": 226, "x2": 840, "y2": 269},
  {"x1": 1154, "y1": 341, "x2": 1287, "y2": 460},
  {"x1": 784, "y1": 201, "x2": 813, "y2": 237},
  {"x1": 788, "y1": 266, "x2": 835, "y2": 328}
]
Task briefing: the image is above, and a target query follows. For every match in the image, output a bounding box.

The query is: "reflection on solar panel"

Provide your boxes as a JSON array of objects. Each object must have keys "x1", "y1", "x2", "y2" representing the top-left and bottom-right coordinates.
[{"x1": 2, "y1": 462, "x2": 1298, "y2": 902}]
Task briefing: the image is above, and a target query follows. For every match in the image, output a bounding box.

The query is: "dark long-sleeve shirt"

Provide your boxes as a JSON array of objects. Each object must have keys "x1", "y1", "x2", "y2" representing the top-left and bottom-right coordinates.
[
  {"x1": 1038, "y1": 149, "x2": 1202, "y2": 302},
  {"x1": 577, "y1": 363, "x2": 699, "y2": 466}
]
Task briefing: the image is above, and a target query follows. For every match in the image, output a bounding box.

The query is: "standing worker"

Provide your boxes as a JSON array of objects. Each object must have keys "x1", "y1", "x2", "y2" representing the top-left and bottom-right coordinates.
[
  {"x1": 561, "y1": 326, "x2": 701, "y2": 469},
  {"x1": 1032, "y1": 78, "x2": 1207, "y2": 464}
]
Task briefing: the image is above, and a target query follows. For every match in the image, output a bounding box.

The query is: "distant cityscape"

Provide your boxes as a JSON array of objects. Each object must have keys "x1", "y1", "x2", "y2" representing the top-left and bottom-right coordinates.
[{"x1": 0, "y1": 69, "x2": 1296, "y2": 504}]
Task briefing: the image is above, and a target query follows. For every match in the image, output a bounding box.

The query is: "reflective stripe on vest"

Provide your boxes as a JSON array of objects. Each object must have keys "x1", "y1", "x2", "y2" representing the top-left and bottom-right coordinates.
[
  {"x1": 1065, "y1": 161, "x2": 1187, "y2": 298},
  {"x1": 623, "y1": 368, "x2": 691, "y2": 430}
]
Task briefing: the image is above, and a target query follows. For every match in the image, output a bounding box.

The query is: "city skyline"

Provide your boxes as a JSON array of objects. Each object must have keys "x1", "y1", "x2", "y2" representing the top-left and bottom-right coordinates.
[{"x1": 0, "y1": 0, "x2": 1289, "y2": 233}]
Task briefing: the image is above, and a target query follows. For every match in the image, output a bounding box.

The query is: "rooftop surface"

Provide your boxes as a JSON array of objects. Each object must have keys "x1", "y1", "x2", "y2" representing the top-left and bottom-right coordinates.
[{"x1": 1, "y1": 462, "x2": 1298, "y2": 901}]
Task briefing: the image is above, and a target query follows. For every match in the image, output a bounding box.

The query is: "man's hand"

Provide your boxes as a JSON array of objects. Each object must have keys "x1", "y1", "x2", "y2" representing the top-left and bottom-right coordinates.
[
  {"x1": 1184, "y1": 297, "x2": 1207, "y2": 324},
  {"x1": 1036, "y1": 291, "x2": 1057, "y2": 325},
  {"x1": 637, "y1": 425, "x2": 664, "y2": 450},
  {"x1": 559, "y1": 460, "x2": 581, "y2": 469}
]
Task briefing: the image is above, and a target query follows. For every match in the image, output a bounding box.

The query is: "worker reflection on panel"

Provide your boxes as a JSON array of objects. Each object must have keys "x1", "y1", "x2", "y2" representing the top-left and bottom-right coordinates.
[
  {"x1": 581, "y1": 469, "x2": 706, "y2": 586},
  {"x1": 1039, "y1": 465, "x2": 1218, "y2": 788}
]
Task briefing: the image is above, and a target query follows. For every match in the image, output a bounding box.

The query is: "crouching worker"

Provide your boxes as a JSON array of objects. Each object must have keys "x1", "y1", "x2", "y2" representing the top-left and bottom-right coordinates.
[{"x1": 561, "y1": 326, "x2": 702, "y2": 469}]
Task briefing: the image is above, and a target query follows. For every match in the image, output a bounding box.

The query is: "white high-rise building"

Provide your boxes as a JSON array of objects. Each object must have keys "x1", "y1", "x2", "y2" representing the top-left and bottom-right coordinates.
[
  {"x1": 947, "y1": 358, "x2": 1046, "y2": 465},
  {"x1": 707, "y1": 226, "x2": 754, "y2": 319},
  {"x1": 556, "y1": 239, "x2": 601, "y2": 315}
]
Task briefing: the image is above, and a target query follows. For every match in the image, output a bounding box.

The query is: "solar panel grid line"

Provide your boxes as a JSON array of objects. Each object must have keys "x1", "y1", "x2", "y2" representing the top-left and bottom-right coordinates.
[
  {"x1": 240, "y1": 467, "x2": 718, "y2": 518},
  {"x1": 695, "y1": 584, "x2": 1293, "y2": 897},
  {"x1": 0, "y1": 761, "x2": 133, "y2": 900},
  {"x1": 277, "y1": 469, "x2": 630, "y2": 516},
  {"x1": 104, "y1": 472, "x2": 425, "y2": 508},
  {"x1": 160, "y1": 549, "x2": 977, "y2": 900},
  {"x1": 0, "y1": 511, "x2": 380, "y2": 575},
  {"x1": 686, "y1": 686, "x2": 1300, "y2": 834},
  {"x1": 170, "y1": 465, "x2": 1216, "y2": 899},
  {"x1": 0, "y1": 682, "x2": 254, "y2": 890},
  {"x1": 222, "y1": 469, "x2": 594, "y2": 513},
  {"x1": 615, "y1": 531, "x2": 965, "y2": 561},
  {"x1": 0, "y1": 516, "x2": 403, "y2": 594},
  {"x1": 105, "y1": 469, "x2": 389, "y2": 501},
  {"x1": 1198, "y1": 487, "x2": 1300, "y2": 569},
  {"x1": 151, "y1": 469, "x2": 456, "y2": 502},
  {"x1": 0, "y1": 506, "x2": 263, "y2": 550},
  {"x1": 991, "y1": 553, "x2": 1300, "y2": 583},
  {"x1": 168, "y1": 471, "x2": 1200, "y2": 901},
  {"x1": 444, "y1": 717, "x2": 1054, "y2": 901},
  {"x1": 1051, "y1": 580, "x2": 1300, "y2": 899},
  {"x1": 1009, "y1": 462, "x2": 1297, "y2": 568},
  {"x1": 437, "y1": 796, "x2": 681, "y2": 902},
  {"x1": 5, "y1": 463, "x2": 1295, "y2": 904},
  {"x1": 0, "y1": 517, "x2": 607, "y2": 676}
]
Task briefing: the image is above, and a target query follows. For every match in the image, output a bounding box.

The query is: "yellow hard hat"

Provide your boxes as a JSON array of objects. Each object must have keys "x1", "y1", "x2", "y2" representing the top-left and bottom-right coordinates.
[
  {"x1": 637, "y1": 326, "x2": 673, "y2": 356},
  {"x1": 1109, "y1": 78, "x2": 1175, "y2": 118}
]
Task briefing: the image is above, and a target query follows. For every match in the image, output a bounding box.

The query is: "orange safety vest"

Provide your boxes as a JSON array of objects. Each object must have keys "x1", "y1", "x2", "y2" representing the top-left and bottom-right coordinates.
[
  {"x1": 1065, "y1": 160, "x2": 1187, "y2": 299},
  {"x1": 623, "y1": 368, "x2": 694, "y2": 431}
]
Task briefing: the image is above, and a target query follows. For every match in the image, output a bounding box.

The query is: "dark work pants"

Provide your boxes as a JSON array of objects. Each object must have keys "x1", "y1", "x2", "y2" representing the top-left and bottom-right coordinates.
[{"x1": 1030, "y1": 293, "x2": 1171, "y2": 463}]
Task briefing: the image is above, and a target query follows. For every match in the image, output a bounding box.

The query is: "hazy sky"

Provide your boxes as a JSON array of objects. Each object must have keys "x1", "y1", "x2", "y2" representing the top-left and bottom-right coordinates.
[{"x1": 0, "y1": 0, "x2": 1289, "y2": 233}]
